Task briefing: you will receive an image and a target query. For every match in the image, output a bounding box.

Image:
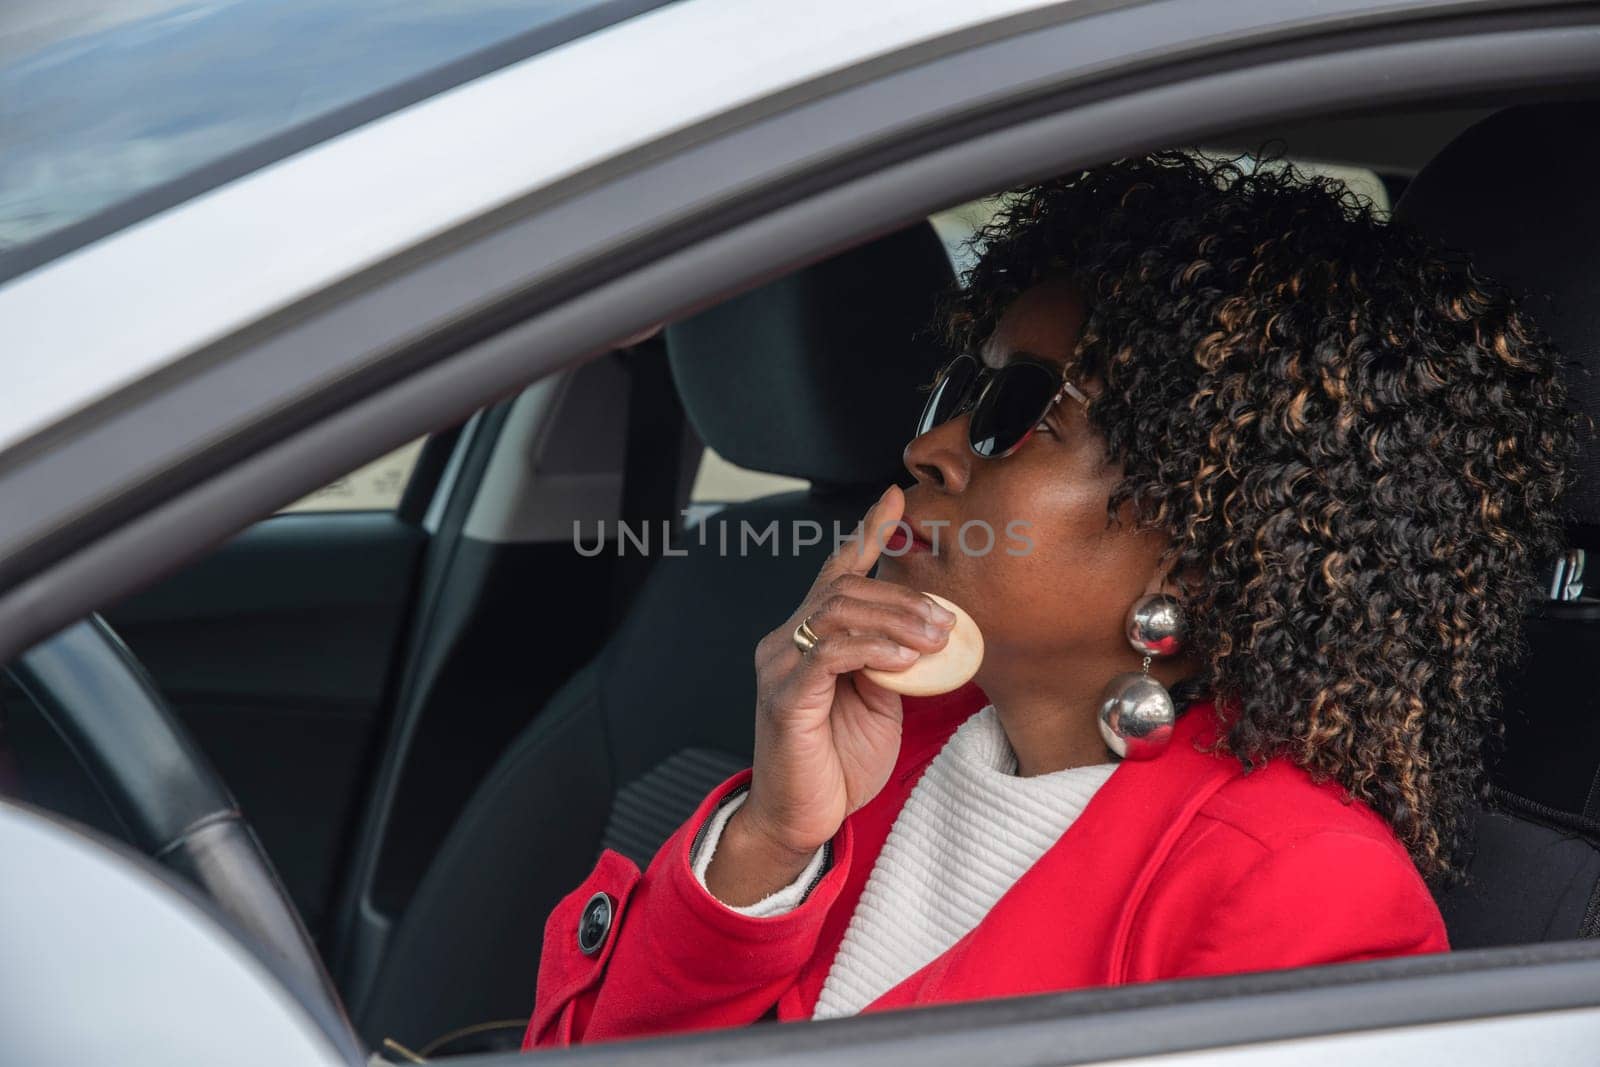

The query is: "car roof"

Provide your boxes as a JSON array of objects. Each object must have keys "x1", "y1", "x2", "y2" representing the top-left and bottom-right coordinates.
[{"x1": 0, "y1": 0, "x2": 1062, "y2": 461}]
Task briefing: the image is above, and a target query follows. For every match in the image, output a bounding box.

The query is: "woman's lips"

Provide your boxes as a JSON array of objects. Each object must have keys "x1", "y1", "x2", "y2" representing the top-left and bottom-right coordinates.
[{"x1": 884, "y1": 524, "x2": 932, "y2": 554}]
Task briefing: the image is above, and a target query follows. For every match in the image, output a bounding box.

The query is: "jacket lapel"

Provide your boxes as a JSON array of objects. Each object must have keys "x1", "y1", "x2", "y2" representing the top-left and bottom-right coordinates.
[{"x1": 794, "y1": 699, "x2": 1241, "y2": 1016}]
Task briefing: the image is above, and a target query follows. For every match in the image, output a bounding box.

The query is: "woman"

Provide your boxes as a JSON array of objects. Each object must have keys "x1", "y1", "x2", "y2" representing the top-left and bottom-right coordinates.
[{"x1": 523, "y1": 151, "x2": 1575, "y2": 1048}]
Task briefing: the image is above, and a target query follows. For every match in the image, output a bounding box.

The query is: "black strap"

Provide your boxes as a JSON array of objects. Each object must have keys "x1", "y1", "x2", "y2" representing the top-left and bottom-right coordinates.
[
  {"x1": 0, "y1": 687, "x2": 18, "y2": 798},
  {"x1": 610, "y1": 337, "x2": 687, "y2": 624},
  {"x1": 1489, "y1": 784, "x2": 1600, "y2": 845}
]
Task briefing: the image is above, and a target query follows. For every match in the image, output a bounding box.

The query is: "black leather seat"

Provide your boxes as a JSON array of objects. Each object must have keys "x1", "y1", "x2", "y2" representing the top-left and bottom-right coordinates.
[
  {"x1": 354, "y1": 223, "x2": 955, "y2": 1052},
  {"x1": 1394, "y1": 101, "x2": 1600, "y2": 946}
]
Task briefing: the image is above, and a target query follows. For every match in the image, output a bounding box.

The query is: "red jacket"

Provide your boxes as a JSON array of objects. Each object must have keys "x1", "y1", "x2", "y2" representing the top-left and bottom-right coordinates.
[{"x1": 524, "y1": 685, "x2": 1448, "y2": 1049}]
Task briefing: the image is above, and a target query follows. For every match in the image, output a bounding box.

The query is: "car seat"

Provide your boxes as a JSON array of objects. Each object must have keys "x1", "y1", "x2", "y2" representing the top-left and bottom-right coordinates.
[
  {"x1": 1394, "y1": 101, "x2": 1600, "y2": 945},
  {"x1": 354, "y1": 222, "x2": 956, "y2": 1051}
]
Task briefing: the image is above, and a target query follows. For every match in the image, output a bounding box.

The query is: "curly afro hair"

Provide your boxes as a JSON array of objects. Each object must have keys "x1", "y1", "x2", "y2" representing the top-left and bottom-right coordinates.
[{"x1": 942, "y1": 149, "x2": 1579, "y2": 880}]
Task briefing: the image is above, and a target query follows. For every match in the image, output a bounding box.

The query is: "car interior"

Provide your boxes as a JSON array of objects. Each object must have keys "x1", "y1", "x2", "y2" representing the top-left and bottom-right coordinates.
[{"x1": 3, "y1": 91, "x2": 1600, "y2": 1058}]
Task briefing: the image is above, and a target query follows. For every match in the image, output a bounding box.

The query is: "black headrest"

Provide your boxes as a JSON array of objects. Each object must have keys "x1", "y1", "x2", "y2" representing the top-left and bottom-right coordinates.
[
  {"x1": 1393, "y1": 102, "x2": 1600, "y2": 526},
  {"x1": 665, "y1": 222, "x2": 956, "y2": 488}
]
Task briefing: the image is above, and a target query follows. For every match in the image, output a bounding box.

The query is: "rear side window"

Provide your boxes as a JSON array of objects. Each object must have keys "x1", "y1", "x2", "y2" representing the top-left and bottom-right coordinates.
[
  {"x1": 690, "y1": 447, "x2": 808, "y2": 505},
  {"x1": 278, "y1": 438, "x2": 427, "y2": 514},
  {"x1": 928, "y1": 153, "x2": 1392, "y2": 277}
]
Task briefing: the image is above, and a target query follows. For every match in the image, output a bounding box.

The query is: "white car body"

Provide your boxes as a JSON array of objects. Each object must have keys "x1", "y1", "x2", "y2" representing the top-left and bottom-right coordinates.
[
  {"x1": 1, "y1": 0, "x2": 1060, "y2": 457},
  {"x1": 4, "y1": 0, "x2": 1600, "y2": 1063}
]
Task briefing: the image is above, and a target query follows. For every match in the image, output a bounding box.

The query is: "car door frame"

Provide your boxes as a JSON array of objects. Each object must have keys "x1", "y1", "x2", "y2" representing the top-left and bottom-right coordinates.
[
  {"x1": 5, "y1": 1, "x2": 1600, "y2": 1062},
  {"x1": 466, "y1": 944, "x2": 1600, "y2": 1066}
]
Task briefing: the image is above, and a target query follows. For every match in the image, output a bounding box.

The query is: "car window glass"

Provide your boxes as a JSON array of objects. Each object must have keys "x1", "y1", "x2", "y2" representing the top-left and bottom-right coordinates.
[
  {"x1": 277, "y1": 437, "x2": 427, "y2": 514},
  {"x1": 928, "y1": 195, "x2": 1008, "y2": 276},
  {"x1": 0, "y1": 0, "x2": 656, "y2": 265},
  {"x1": 928, "y1": 152, "x2": 1391, "y2": 278},
  {"x1": 690, "y1": 447, "x2": 808, "y2": 506}
]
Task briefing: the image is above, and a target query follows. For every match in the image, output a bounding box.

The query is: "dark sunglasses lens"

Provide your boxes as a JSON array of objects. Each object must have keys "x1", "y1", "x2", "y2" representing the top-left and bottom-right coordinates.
[
  {"x1": 970, "y1": 363, "x2": 1059, "y2": 457},
  {"x1": 916, "y1": 356, "x2": 980, "y2": 437}
]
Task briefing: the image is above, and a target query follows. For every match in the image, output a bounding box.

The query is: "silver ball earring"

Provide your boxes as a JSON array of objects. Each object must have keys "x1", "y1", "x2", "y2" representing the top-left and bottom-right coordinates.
[{"x1": 1098, "y1": 593, "x2": 1185, "y2": 760}]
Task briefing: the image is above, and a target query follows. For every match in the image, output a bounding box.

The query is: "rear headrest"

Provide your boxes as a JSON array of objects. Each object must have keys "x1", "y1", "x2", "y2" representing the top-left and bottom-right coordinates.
[
  {"x1": 1393, "y1": 102, "x2": 1600, "y2": 526},
  {"x1": 665, "y1": 222, "x2": 956, "y2": 488}
]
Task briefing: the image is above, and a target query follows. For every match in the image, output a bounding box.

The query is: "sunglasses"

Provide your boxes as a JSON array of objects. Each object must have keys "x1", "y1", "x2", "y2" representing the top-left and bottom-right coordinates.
[{"x1": 915, "y1": 353, "x2": 1090, "y2": 459}]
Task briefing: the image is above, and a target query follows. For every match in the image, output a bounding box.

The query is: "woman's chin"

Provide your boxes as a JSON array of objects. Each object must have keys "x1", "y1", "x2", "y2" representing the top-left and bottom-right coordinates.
[
  {"x1": 877, "y1": 547, "x2": 972, "y2": 607},
  {"x1": 874, "y1": 546, "x2": 934, "y2": 587}
]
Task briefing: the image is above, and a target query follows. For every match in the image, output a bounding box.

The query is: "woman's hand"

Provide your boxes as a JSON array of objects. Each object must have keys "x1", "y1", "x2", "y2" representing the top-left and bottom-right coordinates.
[{"x1": 704, "y1": 485, "x2": 956, "y2": 906}]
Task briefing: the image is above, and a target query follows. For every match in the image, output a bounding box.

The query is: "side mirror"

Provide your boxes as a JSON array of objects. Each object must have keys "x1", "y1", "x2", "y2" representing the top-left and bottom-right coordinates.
[{"x1": 0, "y1": 800, "x2": 355, "y2": 1067}]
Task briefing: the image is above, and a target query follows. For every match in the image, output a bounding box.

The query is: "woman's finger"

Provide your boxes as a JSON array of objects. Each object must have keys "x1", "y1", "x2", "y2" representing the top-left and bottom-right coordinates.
[
  {"x1": 847, "y1": 671, "x2": 905, "y2": 720},
  {"x1": 823, "y1": 573, "x2": 956, "y2": 625},
  {"x1": 819, "y1": 484, "x2": 904, "y2": 584},
  {"x1": 796, "y1": 633, "x2": 921, "y2": 681},
  {"x1": 804, "y1": 594, "x2": 951, "y2": 653}
]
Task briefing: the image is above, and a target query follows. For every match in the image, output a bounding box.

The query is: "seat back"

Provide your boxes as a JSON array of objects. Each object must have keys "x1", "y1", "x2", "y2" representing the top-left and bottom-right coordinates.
[
  {"x1": 1394, "y1": 100, "x2": 1600, "y2": 946},
  {"x1": 355, "y1": 223, "x2": 955, "y2": 1052}
]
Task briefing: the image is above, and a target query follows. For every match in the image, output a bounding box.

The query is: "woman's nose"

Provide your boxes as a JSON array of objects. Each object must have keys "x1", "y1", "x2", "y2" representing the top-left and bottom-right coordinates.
[{"x1": 903, "y1": 413, "x2": 971, "y2": 494}]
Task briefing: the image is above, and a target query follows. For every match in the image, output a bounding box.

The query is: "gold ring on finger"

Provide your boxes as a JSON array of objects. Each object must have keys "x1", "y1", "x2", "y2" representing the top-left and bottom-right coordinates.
[{"x1": 793, "y1": 615, "x2": 821, "y2": 654}]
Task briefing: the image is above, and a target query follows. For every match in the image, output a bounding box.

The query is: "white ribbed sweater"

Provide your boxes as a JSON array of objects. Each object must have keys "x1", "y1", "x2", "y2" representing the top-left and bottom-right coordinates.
[{"x1": 690, "y1": 706, "x2": 1118, "y2": 1020}]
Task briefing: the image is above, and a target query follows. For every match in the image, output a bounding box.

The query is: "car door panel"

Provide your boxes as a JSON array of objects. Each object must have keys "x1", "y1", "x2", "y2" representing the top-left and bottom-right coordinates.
[{"x1": 103, "y1": 511, "x2": 427, "y2": 936}]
